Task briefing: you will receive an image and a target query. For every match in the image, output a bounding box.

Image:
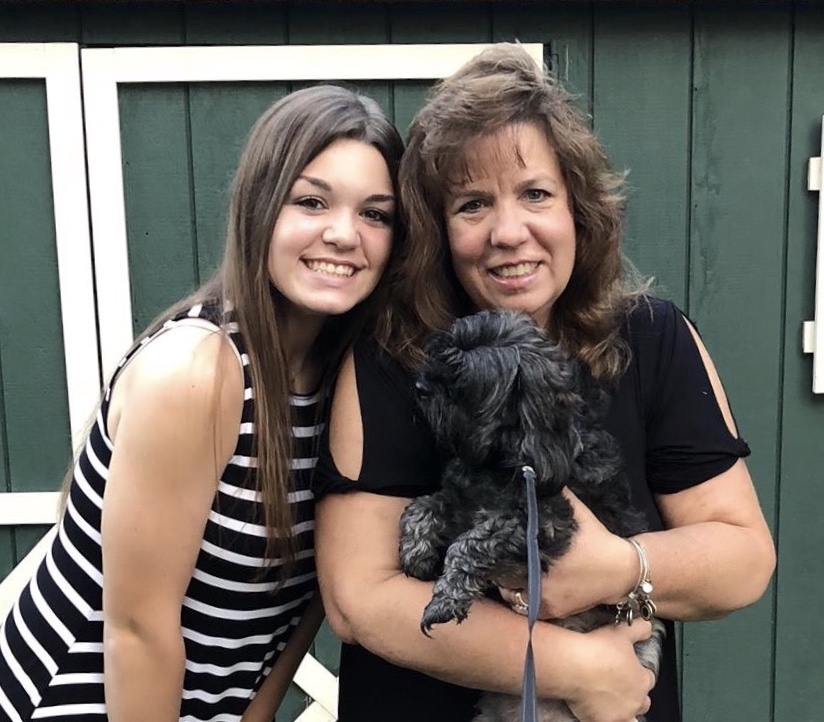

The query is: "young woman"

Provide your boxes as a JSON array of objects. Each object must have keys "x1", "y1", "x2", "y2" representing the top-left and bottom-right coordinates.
[
  {"x1": 0, "y1": 84, "x2": 404, "y2": 722},
  {"x1": 313, "y1": 45, "x2": 775, "y2": 722}
]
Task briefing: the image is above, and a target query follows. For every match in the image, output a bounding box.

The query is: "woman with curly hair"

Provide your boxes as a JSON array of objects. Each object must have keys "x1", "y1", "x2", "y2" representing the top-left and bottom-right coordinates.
[{"x1": 313, "y1": 44, "x2": 775, "y2": 722}]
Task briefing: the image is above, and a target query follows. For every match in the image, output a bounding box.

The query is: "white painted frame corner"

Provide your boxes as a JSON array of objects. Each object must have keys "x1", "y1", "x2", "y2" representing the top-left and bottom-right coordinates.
[
  {"x1": 80, "y1": 42, "x2": 544, "y2": 381},
  {"x1": 0, "y1": 43, "x2": 100, "y2": 449}
]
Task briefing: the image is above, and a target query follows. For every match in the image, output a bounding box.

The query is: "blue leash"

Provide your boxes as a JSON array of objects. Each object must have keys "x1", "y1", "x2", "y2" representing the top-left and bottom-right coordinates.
[{"x1": 520, "y1": 465, "x2": 540, "y2": 722}]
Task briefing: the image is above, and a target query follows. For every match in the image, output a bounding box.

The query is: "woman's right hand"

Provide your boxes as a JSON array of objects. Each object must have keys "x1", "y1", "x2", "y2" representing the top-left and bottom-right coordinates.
[{"x1": 564, "y1": 619, "x2": 655, "y2": 722}]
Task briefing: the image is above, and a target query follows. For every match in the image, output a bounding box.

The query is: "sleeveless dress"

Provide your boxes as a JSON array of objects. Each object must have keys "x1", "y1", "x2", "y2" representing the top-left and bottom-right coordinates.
[{"x1": 0, "y1": 302, "x2": 319, "y2": 721}]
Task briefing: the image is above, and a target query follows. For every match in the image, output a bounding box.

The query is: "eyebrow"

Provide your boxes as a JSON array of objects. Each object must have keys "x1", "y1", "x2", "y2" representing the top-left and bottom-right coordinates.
[{"x1": 297, "y1": 175, "x2": 395, "y2": 204}]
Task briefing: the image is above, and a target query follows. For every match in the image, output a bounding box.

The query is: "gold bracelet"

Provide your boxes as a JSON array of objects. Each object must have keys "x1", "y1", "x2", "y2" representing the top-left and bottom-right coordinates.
[{"x1": 614, "y1": 538, "x2": 657, "y2": 625}]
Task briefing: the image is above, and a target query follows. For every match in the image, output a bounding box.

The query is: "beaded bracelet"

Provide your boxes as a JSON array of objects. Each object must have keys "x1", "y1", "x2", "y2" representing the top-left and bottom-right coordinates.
[{"x1": 614, "y1": 538, "x2": 657, "y2": 626}]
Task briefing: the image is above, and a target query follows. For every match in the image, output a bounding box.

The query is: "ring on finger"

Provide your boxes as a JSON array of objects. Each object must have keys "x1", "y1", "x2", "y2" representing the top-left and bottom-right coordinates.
[{"x1": 511, "y1": 590, "x2": 529, "y2": 615}]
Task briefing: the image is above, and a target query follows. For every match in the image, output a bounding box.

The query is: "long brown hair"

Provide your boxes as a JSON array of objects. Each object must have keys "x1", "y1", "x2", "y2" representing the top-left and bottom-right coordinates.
[
  {"x1": 383, "y1": 43, "x2": 647, "y2": 381},
  {"x1": 65, "y1": 85, "x2": 404, "y2": 577}
]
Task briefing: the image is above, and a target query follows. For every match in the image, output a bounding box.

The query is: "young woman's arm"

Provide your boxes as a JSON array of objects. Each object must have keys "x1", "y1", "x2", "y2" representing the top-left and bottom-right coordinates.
[
  {"x1": 102, "y1": 327, "x2": 244, "y2": 722},
  {"x1": 315, "y1": 352, "x2": 655, "y2": 722},
  {"x1": 240, "y1": 595, "x2": 325, "y2": 722}
]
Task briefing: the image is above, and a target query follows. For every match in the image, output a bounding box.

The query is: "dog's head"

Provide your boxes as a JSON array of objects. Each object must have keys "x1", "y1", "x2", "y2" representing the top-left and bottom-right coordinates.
[{"x1": 416, "y1": 309, "x2": 584, "y2": 488}]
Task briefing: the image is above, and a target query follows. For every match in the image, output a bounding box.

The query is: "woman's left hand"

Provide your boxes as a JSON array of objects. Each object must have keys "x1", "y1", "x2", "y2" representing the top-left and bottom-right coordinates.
[{"x1": 498, "y1": 490, "x2": 637, "y2": 620}]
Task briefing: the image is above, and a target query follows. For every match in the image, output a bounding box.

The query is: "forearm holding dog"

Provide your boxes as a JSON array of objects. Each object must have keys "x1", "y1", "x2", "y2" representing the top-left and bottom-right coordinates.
[{"x1": 317, "y1": 492, "x2": 653, "y2": 722}]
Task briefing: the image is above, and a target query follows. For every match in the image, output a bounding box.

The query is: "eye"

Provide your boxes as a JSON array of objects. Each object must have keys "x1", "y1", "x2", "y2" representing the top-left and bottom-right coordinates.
[
  {"x1": 457, "y1": 198, "x2": 486, "y2": 214},
  {"x1": 294, "y1": 196, "x2": 325, "y2": 210},
  {"x1": 523, "y1": 188, "x2": 550, "y2": 202},
  {"x1": 362, "y1": 208, "x2": 393, "y2": 226}
]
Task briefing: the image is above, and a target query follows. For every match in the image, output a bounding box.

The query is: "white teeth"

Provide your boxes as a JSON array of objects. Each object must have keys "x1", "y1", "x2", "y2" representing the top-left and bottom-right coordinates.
[
  {"x1": 492, "y1": 262, "x2": 538, "y2": 278},
  {"x1": 306, "y1": 261, "x2": 355, "y2": 277}
]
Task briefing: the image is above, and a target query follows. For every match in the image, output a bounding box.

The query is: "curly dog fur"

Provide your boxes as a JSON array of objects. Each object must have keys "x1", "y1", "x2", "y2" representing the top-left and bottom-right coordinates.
[{"x1": 398, "y1": 309, "x2": 664, "y2": 722}]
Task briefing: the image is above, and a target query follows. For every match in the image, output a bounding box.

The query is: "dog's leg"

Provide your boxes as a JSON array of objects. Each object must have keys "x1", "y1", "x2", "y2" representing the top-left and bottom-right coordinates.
[
  {"x1": 399, "y1": 492, "x2": 454, "y2": 581},
  {"x1": 634, "y1": 617, "x2": 666, "y2": 681},
  {"x1": 421, "y1": 514, "x2": 523, "y2": 633}
]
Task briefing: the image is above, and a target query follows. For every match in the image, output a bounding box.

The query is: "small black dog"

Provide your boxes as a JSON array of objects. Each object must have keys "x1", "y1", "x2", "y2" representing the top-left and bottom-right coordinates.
[{"x1": 399, "y1": 309, "x2": 664, "y2": 722}]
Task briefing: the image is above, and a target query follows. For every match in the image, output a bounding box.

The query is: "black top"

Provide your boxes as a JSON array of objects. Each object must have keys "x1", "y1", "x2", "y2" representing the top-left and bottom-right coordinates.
[{"x1": 313, "y1": 297, "x2": 750, "y2": 722}]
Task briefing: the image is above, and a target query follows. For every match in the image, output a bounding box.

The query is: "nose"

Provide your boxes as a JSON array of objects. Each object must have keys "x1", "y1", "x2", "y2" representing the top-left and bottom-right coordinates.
[
  {"x1": 322, "y1": 210, "x2": 359, "y2": 250},
  {"x1": 489, "y1": 202, "x2": 528, "y2": 248}
]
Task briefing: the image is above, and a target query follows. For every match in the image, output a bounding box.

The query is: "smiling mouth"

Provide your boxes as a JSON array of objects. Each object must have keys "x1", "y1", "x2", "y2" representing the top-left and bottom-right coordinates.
[
  {"x1": 490, "y1": 262, "x2": 539, "y2": 279},
  {"x1": 305, "y1": 260, "x2": 356, "y2": 277}
]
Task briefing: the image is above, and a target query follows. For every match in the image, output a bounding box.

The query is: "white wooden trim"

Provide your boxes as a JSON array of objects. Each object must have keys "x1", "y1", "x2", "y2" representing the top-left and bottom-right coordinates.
[
  {"x1": 0, "y1": 492, "x2": 61, "y2": 526},
  {"x1": 80, "y1": 44, "x2": 543, "y2": 84},
  {"x1": 0, "y1": 526, "x2": 57, "y2": 620},
  {"x1": 80, "y1": 43, "x2": 544, "y2": 379},
  {"x1": 0, "y1": 43, "x2": 100, "y2": 449},
  {"x1": 294, "y1": 651, "x2": 339, "y2": 718},
  {"x1": 294, "y1": 701, "x2": 336, "y2": 722},
  {"x1": 813, "y1": 118, "x2": 824, "y2": 393}
]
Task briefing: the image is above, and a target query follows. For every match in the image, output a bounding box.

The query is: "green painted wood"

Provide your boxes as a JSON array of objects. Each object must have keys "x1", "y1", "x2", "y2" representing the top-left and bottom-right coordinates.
[
  {"x1": 287, "y1": 2, "x2": 391, "y2": 121},
  {"x1": 288, "y1": 3, "x2": 389, "y2": 44},
  {"x1": 188, "y1": 83, "x2": 291, "y2": 281},
  {"x1": 773, "y1": 5, "x2": 824, "y2": 720},
  {"x1": 591, "y1": 5, "x2": 692, "y2": 305},
  {"x1": 184, "y1": 4, "x2": 288, "y2": 45},
  {"x1": 0, "y1": 79, "x2": 72, "y2": 497},
  {"x1": 275, "y1": 683, "x2": 307, "y2": 721},
  {"x1": 389, "y1": 2, "x2": 491, "y2": 141},
  {"x1": 683, "y1": 7, "x2": 791, "y2": 721},
  {"x1": 0, "y1": 5, "x2": 78, "y2": 42},
  {"x1": 80, "y1": 5, "x2": 184, "y2": 46},
  {"x1": 390, "y1": 2, "x2": 491, "y2": 44},
  {"x1": 119, "y1": 85, "x2": 199, "y2": 335},
  {"x1": 492, "y1": 2, "x2": 592, "y2": 109},
  {"x1": 312, "y1": 620, "x2": 341, "y2": 676}
]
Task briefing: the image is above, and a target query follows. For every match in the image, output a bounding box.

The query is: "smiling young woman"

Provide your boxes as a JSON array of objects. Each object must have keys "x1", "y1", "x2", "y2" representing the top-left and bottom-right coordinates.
[{"x1": 0, "y1": 85, "x2": 404, "y2": 722}]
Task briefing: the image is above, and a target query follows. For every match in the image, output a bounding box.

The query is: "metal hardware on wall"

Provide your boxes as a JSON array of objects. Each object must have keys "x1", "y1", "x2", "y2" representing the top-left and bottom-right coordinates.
[{"x1": 805, "y1": 117, "x2": 824, "y2": 393}]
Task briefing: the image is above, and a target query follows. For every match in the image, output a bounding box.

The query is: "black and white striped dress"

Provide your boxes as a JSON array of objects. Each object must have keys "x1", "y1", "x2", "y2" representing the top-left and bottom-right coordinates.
[{"x1": 0, "y1": 303, "x2": 319, "y2": 721}]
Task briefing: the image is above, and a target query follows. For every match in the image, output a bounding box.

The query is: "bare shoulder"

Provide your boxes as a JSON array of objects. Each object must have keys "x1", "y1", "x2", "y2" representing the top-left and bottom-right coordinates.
[{"x1": 108, "y1": 325, "x2": 244, "y2": 446}]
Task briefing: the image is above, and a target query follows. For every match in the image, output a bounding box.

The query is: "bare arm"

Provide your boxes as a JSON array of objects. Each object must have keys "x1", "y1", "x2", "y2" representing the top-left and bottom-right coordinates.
[
  {"x1": 315, "y1": 352, "x2": 654, "y2": 722},
  {"x1": 505, "y1": 319, "x2": 776, "y2": 622},
  {"x1": 240, "y1": 595, "x2": 325, "y2": 722},
  {"x1": 102, "y1": 328, "x2": 243, "y2": 721}
]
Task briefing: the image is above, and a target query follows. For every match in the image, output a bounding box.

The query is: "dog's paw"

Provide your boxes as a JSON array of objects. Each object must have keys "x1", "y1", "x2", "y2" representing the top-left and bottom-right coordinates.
[{"x1": 420, "y1": 596, "x2": 471, "y2": 635}]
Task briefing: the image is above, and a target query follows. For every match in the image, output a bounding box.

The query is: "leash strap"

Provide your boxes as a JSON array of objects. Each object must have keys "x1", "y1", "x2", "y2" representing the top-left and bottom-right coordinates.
[{"x1": 520, "y1": 465, "x2": 540, "y2": 722}]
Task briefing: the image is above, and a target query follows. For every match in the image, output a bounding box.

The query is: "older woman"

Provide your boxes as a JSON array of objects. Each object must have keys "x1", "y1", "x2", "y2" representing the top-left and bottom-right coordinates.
[{"x1": 313, "y1": 44, "x2": 775, "y2": 722}]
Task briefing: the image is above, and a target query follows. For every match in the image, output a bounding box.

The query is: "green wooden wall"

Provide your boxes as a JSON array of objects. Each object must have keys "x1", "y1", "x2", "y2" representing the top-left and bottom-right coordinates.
[{"x1": 1, "y1": 2, "x2": 822, "y2": 720}]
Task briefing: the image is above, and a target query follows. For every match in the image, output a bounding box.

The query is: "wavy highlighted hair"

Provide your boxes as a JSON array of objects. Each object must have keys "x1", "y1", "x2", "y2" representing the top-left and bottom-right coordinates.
[{"x1": 381, "y1": 43, "x2": 647, "y2": 381}]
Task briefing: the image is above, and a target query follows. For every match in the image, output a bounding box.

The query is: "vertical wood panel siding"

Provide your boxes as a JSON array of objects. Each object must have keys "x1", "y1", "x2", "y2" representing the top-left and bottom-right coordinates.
[
  {"x1": 592, "y1": 5, "x2": 692, "y2": 307},
  {"x1": 120, "y1": 85, "x2": 199, "y2": 335},
  {"x1": 189, "y1": 84, "x2": 292, "y2": 281},
  {"x1": 775, "y1": 5, "x2": 824, "y2": 720},
  {"x1": 684, "y1": 7, "x2": 791, "y2": 721},
  {"x1": 0, "y1": 79, "x2": 72, "y2": 577},
  {"x1": 0, "y1": 3, "x2": 822, "y2": 720}
]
